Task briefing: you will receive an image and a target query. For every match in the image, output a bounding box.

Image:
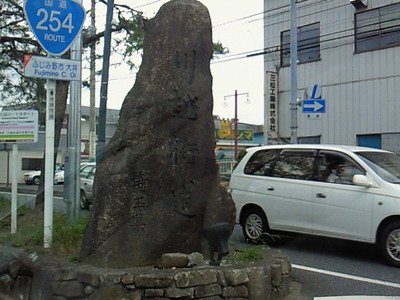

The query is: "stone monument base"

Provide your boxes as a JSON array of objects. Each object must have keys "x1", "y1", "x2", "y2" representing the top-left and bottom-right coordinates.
[{"x1": 0, "y1": 247, "x2": 294, "y2": 300}]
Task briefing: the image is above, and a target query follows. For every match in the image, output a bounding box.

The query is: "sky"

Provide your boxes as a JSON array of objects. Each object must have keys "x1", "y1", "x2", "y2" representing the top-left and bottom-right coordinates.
[{"x1": 80, "y1": 0, "x2": 264, "y2": 125}]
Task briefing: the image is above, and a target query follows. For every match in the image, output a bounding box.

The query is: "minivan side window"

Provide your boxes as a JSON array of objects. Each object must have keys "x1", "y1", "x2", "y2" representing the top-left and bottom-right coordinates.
[
  {"x1": 317, "y1": 152, "x2": 364, "y2": 184},
  {"x1": 271, "y1": 150, "x2": 315, "y2": 180},
  {"x1": 88, "y1": 167, "x2": 96, "y2": 180},
  {"x1": 244, "y1": 149, "x2": 281, "y2": 175},
  {"x1": 80, "y1": 166, "x2": 94, "y2": 179}
]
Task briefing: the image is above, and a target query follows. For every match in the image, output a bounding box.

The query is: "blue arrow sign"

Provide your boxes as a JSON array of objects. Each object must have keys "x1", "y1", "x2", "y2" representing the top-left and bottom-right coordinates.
[
  {"x1": 302, "y1": 99, "x2": 326, "y2": 113},
  {"x1": 24, "y1": 0, "x2": 85, "y2": 56}
]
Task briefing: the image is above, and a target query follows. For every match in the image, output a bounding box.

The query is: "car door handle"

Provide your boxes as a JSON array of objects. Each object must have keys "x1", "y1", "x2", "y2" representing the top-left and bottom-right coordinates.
[
  {"x1": 316, "y1": 193, "x2": 326, "y2": 198},
  {"x1": 267, "y1": 187, "x2": 274, "y2": 191}
]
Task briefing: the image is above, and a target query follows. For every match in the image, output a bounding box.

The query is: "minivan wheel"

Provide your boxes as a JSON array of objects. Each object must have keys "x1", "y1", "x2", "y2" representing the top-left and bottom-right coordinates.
[
  {"x1": 379, "y1": 221, "x2": 400, "y2": 268},
  {"x1": 33, "y1": 177, "x2": 40, "y2": 185},
  {"x1": 80, "y1": 191, "x2": 89, "y2": 210},
  {"x1": 242, "y1": 208, "x2": 269, "y2": 244}
]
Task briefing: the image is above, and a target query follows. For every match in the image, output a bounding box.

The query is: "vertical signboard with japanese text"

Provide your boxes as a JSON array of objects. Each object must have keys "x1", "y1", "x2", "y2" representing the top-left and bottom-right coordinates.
[{"x1": 265, "y1": 71, "x2": 279, "y2": 143}]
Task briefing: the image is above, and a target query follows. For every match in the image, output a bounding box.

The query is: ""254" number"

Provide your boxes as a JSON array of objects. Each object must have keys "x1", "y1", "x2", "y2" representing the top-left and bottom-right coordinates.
[{"x1": 36, "y1": 9, "x2": 74, "y2": 34}]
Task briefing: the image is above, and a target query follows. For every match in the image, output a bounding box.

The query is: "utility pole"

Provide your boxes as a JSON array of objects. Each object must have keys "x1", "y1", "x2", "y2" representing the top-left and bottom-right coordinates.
[
  {"x1": 223, "y1": 91, "x2": 249, "y2": 161},
  {"x1": 234, "y1": 90, "x2": 238, "y2": 160},
  {"x1": 64, "y1": 0, "x2": 83, "y2": 223},
  {"x1": 97, "y1": 0, "x2": 114, "y2": 162},
  {"x1": 290, "y1": 0, "x2": 298, "y2": 144},
  {"x1": 89, "y1": 0, "x2": 96, "y2": 162},
  {"x1": 64, "y1": 33, "x2": 83, "y2": 223}
]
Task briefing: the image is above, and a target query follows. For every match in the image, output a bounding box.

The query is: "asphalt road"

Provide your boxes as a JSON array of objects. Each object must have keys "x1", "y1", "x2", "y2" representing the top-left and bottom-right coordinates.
[
  {"x1": 231, "y1": 225, "x2": 400, "y2": 299},
  {"x1": 0, "y1": 183, "x2": 64, "y2": 195},
  {"x1": 0, "y1": 183, "x2": 76, "y2": 212}
]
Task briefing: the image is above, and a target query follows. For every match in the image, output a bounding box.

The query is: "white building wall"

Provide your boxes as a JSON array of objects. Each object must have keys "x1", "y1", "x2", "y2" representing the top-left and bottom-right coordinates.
[
  {"x1": 264, "y1": 0, "x2": 400, "y2": 146},
  {"x1": 1, "y1": 149, "x2": 48, "y2": 184}
]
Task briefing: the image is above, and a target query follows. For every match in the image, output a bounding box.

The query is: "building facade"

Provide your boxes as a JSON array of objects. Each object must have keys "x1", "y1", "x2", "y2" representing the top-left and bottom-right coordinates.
[
  {"x1": 0, "y1": 106, "x2": 119, "y2": 184},
  {"x1": 264, "y1": 0, "x2": 400, "y2": 152}
]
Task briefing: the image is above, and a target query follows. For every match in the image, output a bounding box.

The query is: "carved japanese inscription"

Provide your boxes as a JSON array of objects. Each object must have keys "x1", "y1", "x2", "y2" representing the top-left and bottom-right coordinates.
[{"x1": 80, "y1": 0, "x2": 236, "y2": 268}]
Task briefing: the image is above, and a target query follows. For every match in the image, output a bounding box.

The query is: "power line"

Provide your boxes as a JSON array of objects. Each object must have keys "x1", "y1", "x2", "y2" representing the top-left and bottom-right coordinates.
[
  {"x1": 213, "y1": 0, "x2": 339, "y2": 29},
  {"x1": 93, "y1": 1, "x2": 398, "y2": 78},
  {"x1": 133, "y1": 0, "x2": 164, "y2": 9},
  {"x1": 213, "y1": 1, "x2": 400, "y2": 65}
]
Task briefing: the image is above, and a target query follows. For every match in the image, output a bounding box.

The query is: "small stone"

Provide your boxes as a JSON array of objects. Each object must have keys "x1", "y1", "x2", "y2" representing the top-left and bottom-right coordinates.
[
  {"x1": 84, "y1": 285, "x2": 95, "y2": 295},
  {"x1": 165, "y1": 287, "x2": 195, "y2": 298},
  {"x1": 271, "y1": 264, "x2": 282, "y2": 287},
  {"x1": 145, "y1": 288, "x2": 164, "y2": 297},
  {"x1": 195, "y1": 283, "x2": 222, "y2": 298},
  {"x1": 121, "y1": 274, "x2": 135, "y2": 285},
  {"x1": 175, "y1": 269, "x2": 218, "y2": 288},
  {"x1": 135, "y1": 274, "x2": 173, "y2": 288},
  {"x1": 0, "y1": 274, "x2": 14, "y2": 293},
  {"x1": 224, "y1": 269, "x2": 249, "y2": 286},
  {"x1": 274, "y1": 257, "x2": 292, "y2": 275},
  {"x1": 126, "y1": 284, "x2": 136, "y2": 290},
  {"x1": 77, "y1": 270, "x2": 100, "y2": 287},
  {"x1": 246, "y1": 266, "x2": 270, "y2": 300},
  {"x1": 216, "y1": 270, "x2": 227, "y2": 286},
  {"x1": 222, "y1": 285, "x2": 248, "y2": 298},
  {"x1": 187, "y1": 252, "x2": 204, "y2": 267},
  {"x1": 156, "y1": 253, "x2": 188, "y2": 269},
  {"x1": 53, "y1": 281, "x2": 84, "y2": 298}
]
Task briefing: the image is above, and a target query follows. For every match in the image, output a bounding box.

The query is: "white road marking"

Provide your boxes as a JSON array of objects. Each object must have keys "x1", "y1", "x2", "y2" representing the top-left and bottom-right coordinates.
[
  {"x1": 293, "y1": 264, "x2": 400, "y2": 289},
  {"x1": 314, "y1": 297, "x2": 400, "y2": 299}
]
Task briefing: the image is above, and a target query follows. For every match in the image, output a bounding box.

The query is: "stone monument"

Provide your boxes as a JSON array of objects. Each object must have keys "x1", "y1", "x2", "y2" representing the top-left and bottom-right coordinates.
[{"x1": 79, "y1": 0, "x2": 236, "y2": 268}]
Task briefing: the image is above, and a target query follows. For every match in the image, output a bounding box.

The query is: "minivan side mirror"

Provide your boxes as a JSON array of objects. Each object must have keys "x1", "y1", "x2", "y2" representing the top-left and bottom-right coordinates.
[{"x1": 353, "y1": 174, "x2": 375, "y2": 188}]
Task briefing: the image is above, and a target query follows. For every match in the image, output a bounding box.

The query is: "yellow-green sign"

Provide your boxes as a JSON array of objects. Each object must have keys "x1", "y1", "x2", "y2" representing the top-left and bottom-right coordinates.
[{"x1": 215, "y1": 119, "x2": 253, "y2": 140}]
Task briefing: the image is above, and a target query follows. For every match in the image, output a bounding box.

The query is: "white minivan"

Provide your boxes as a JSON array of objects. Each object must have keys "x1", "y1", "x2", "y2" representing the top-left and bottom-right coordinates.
[{"x1": 229, "y1": 144, "x2": 400, "y2": 267}]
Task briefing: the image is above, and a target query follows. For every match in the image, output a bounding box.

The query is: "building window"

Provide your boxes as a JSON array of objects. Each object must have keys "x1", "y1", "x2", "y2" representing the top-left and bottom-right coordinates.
[
  {"x1": 355, "y1": 3, "x2": 400, "y2": 53},
  {"x1": 281, "y1": 22, "x2": 320, "y2": 67},
  {"x1": 22, "y1": 158, "x2": 42, "y2": 171}
]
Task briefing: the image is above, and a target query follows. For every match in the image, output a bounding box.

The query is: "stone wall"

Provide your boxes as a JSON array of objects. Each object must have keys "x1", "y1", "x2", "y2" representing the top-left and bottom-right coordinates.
[{"x1": 0, "y1": 247, "x2": 292, "y2": 300}]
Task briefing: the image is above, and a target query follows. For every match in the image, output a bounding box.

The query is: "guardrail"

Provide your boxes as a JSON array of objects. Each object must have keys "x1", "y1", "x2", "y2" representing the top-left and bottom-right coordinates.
[{"x1": 217, "y1": 159, "x2": 236, "y2": 176}]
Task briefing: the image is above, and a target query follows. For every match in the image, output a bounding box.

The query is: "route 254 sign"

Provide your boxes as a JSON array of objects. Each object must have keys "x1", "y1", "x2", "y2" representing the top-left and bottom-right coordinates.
[{"x1": 24, "y1": 0, "x2": 85, "y2": 56}]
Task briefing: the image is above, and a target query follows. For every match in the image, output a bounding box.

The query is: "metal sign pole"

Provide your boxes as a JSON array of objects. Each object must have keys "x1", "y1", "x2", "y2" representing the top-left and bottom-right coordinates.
[
  {"x1": 11, "y1": 143, "x2": 18, "y2": 234},
  {"x1": 44, "y1": 79, "x2": 56, "y2": 248},
  {"x1": 23, "y1": 0, "x2": 86, "y2": 246},
  {"x1": 68, "y1": 32, "x2": 82, "y2": 223},
  {"x1": 290, "y1": 0, "x2": 298, "y2": 144}
]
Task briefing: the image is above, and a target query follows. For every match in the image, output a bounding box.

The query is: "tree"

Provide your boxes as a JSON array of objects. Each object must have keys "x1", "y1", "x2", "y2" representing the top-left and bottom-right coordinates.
[
  {"x1": 0, "y1": 0, "x2": 46, "y2": 106},
  {"x1": 0, "y1": 0, "x2": 146, "y2": 211}
]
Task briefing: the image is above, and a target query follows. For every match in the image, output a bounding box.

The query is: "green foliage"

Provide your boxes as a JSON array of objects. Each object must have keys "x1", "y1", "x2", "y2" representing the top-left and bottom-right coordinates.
[
  {"x1": 226, "y1": 245, "x2": 266, "y2": 263},
  {"x1": 0, "y1": 197, "x2": 43, "y2": 251},
  {"x1": 0, "y1": 197, "x2": 88, "y2": 261},
  {"x1": 114, "y1": 10, "x2": 146, "y2": 70},
  {"x1": 0, "y1": 0, "x2": 45, "y2": 106},
  {"x1": 213, "y1": 41, "x2": 229, "y2": 55},
  {"x1": 234, "y1": 149, "x2": 247, "y2": 169},
  {"x1": 0, "y1": 197, "x2": 10, "y2": 215},
  {"x1": 52, "y1": 212, "x2": 89, "y2": 257}
]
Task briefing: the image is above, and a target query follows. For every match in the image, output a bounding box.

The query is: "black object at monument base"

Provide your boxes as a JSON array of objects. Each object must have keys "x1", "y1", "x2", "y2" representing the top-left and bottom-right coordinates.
[{"x1": 203, "y1": 222, "x2": 231, "y2": 266}]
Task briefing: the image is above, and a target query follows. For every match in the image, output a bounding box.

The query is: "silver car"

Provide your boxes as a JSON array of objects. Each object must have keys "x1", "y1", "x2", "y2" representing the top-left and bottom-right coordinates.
[{"x1": 80, "y1": 163, "x2": 96, "y2": 210}]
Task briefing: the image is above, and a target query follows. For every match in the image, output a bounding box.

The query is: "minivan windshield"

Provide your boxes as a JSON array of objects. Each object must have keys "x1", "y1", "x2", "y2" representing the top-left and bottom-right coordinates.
[{"x1": 356, "y1": 151, "x2": 400, "y2": 183}]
